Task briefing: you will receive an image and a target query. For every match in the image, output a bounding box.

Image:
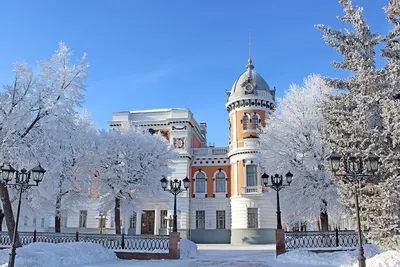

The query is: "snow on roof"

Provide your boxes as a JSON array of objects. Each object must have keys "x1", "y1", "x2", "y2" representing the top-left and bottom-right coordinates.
[{"x1": 129, "y1": 108, "x2": 189, "y2": 114}]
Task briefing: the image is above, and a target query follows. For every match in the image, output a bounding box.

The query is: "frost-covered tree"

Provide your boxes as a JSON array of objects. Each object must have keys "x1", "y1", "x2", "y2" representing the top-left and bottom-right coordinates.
[
  {"x1": 92, "y1": 127, "x2": 176, "y2": 234},
  {"x1": 26, "y1": 112, "x2": 96, "y2": 232},
  {"x1": 0, "y1": 43, "x2": 88, "y2": 243},
  {"x1": 316, "y1": 0, "x2": 400, "y2": 249},
  {"x1": 259, "y1": 74, "x2": 343, "y2": 230}
]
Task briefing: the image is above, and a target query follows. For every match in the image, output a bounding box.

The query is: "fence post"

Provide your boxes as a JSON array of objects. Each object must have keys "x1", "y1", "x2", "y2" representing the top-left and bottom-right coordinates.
[
  {"x1": 335, "y1": 227, "x2": 339, "y2": 247},
  {"x1": 76, "y1": 231, "x2": 79, "y2": 242},
  {"x1": 33, "y1": 229, "x2": 37, "y2": 242},
  {"x1": 121, "y1": 233, "x2": 125, "y2": 249}
]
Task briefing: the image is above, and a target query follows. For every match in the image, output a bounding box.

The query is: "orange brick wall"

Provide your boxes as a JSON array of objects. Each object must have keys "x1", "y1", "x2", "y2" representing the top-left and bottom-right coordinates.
[{"x1": 191, "y1": 165, "x2": 231, "y2": 198}]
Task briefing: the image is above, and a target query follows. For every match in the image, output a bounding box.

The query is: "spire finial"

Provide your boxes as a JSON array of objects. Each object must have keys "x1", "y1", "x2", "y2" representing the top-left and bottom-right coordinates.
[
  {"x1": 249, "y1": 30, "x2": 252, "y2": 61},
  {"x1": 246, "y1": 30, "x2": 254, "y2": 70}
]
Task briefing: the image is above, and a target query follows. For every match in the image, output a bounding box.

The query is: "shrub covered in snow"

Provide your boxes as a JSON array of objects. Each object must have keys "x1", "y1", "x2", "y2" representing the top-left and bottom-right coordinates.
[{"x1": 0, "y1": 242, "x2": 117, "y2": 267}]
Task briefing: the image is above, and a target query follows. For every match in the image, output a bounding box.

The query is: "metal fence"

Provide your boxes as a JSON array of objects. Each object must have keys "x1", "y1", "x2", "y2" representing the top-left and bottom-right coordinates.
[
  {"x1": 285, "y1": 230, "x2": 368, "y2": 250},
  {"x1": 0, "y1": 231, "x2": 169, "y2": 251}
]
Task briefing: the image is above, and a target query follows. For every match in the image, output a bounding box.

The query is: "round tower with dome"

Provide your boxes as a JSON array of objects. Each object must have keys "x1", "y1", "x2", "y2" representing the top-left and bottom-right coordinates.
[{"x1": 225, "y1": 58, "x2": 277, "y2": 244}]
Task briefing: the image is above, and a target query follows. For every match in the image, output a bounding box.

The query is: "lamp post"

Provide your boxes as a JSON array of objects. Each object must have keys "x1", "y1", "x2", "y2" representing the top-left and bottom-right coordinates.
[
  {"x1": 160, "y1": 177, "x2": 190, "y2": 232},
  {"x1": 262, "y1": 171, "x2": 293, "y2": 230},
  {"x1": 328, "y1": 153, "x2": 379, "y2": 267},
  {"x1": 95, "y1": 212, "x2": 107, "y2": 234},
  {"x1": 0, "y1": 164, "x2": 46, "y2": 267}
]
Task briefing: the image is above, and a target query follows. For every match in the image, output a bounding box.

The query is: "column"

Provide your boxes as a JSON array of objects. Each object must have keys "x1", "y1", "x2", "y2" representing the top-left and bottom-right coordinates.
[
  {"x1": 135, "y1": 211, "x2": 141, "y2": 235},
  {"x1": 154, "y1": 205, "x2": 160, "y2": 235}
]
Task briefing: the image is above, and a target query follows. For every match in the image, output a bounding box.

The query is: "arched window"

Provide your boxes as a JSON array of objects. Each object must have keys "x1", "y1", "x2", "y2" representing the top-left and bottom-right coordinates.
[
  {"x1": 215, "y1": 172, "x2": 226, "y2": 192},
  {"x1": 243, "y1": 116, "x2": 249, "y2": 130},
  {"x1": 246, "y1": 165, "x2": 257, "y2": 186},
  {"x1": 252, "y1": 114, "x2": 259, "y2": 130},
  {"x1": 195, "y1": 172, "x2": 206, "y2": 193}
]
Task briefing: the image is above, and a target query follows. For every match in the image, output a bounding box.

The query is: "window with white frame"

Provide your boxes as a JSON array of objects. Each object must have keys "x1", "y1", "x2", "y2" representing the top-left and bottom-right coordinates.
[
  {"x1": 79, "y1": 210, "x2": 87, "y2": 228},
  {"x1": 33, "y1": 218, "x2": 37, "y2": 227},
  {"x1": 41, "y1": 218, "x2": 45, "y2": 228},
  {"x1": 196, "y1": 210, "x2": 205, "y2": 229},
  {"x1": 61, "y1": 214, "x2": 68, "y2": 227},
  {"x1": 216, "y1": 210, "x2": 226, "y2": 229},
  {"x1": 243, "y1": 115, "x2": 249, "y2": 130},
  {"x1": 252, "y1": 113, "x2": 259, "y2": 129},
  {"x1": 248, "y1": 208, "x2": 258, "y2": 228},
  {"x1": 160, "y1": 210, "x2": 168, "y2": 229},
  {"x1": 246, "y1": 165, "x2": 257, "y2": 186},
  {"x1": 215, "y1": 171, "x2": 226, "y2": 192},
  {"x1": 129, "y1": 212, "x2": 136, "y2": 229},
  {"x1": 195, "y1": 172, "x2": 206, "y2": 193}
]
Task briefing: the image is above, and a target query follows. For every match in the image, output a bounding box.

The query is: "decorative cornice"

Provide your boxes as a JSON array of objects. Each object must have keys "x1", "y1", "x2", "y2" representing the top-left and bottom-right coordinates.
[
  {"x1": 226, "y1": 99, "x2": 275, "y2": 113},
  {"x1": 227, "y1": 150, "x2": 260, "y2": 159}
]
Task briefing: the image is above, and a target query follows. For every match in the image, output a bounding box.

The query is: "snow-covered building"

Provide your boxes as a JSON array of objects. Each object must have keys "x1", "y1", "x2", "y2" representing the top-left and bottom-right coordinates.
[
  {"x1": 105, "y1": 58, "x2": 278, "y2": 244},
  {"x1": 15, "y1": 58, "x2": 279, "y2": 244}
]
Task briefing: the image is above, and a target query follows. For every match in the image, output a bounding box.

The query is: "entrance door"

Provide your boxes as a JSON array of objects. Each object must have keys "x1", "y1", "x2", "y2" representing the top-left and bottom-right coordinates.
[{"x1": 141, "y1": 210, "x2": 155, "y2": 235}]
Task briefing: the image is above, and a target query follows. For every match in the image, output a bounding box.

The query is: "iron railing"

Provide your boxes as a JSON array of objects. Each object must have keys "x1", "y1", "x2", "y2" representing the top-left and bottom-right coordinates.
[
  {"x1": 285, "y1": 229, "x2": 368, "y2": 250},
  {"x1": 0, "y1": 231, "x2": 169, "y2": 251}
]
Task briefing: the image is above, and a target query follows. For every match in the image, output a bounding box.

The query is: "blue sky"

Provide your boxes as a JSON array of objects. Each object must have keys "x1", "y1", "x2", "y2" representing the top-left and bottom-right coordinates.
[{"x1": 0, "y1": 0, "x2": 391, "y2": 146}]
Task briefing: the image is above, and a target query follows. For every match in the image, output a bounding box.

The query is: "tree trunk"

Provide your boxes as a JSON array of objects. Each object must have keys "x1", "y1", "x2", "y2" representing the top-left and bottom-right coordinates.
[
  {"x1": 115, "y1": 197, "x2": 121, "y2": 234},
  {"x1": 0, "y1": 183, "x2": 21, "y2": 247},
  {"x1": 320, "y1": 211, "x2": 329, "y2": 231},
  {"x1": 55, "y1": 192, "x2": 62, "y2": 233},
  {"x1": 0, "y1": 209, "x2": 4, "y2": 231},
  {"x1": 316, "y1": 216, "x2": 321, "y2": 231}
]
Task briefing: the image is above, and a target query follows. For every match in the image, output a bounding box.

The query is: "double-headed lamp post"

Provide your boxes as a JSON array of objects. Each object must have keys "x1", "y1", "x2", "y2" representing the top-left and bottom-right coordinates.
[
  {"x1": 160, "y1": 177, "x2": 190, "y2": 232},
  {"x1": 328, "y1": 153, "x2": 379, "y2": 267},
  {"x1": 262, "y1": 172, "x2": 293, "y2": 230},
  {"x1": 0, "y1": 164, "x2": 46, "y2": 267},
  {"x1": 95, "y1": 212, "x2": 107, "y2": 234}
]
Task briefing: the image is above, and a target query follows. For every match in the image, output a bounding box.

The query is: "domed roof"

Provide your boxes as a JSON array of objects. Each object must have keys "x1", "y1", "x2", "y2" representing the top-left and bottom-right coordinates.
[{"x1": 227, "y1": 59, "x2": 274, "y2": 101}]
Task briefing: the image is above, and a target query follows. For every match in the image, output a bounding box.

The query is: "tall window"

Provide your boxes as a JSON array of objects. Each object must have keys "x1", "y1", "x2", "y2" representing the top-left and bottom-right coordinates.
[
  {"x1": 129, "y1": 212, "x2": 136, "y2": 229},
  {"x1": 33, "y1": 218, "x2": 37, "y2": 227},
  {"x1": 246, "y1": 165, "x2": 257, "y2": 186},
  {"x1": 196, "y1": 211, "x2": 205, "y2": 229},
  {"x1": 160, "y1": 210, "x2": 168, "y2": 229},
  {"x1": 79, "y1": 210, "x2": 87, "y2": 228},
  {"x1": 41, "y1": 218, "x2": 45, "y2": 228},
  {"x1": 216, "y1": 211, "x2": 226, "y2": 229},
  {"x1": 243, "y1": 115, "x2": 249, "y2": 130},
  {"x1": 61, "y1": 214, "x2": 68, "y2": 227},
  {"x1": 195, "y1": 172, "x2": 206, "y2": 193},
  {"x1": 215, "y1": 172, "x2": 226, "y2": 192},
  {"x1": 252, "y1": 114, "x2": 259, "y2": 129},
  {"x1": 23, "y1": 216, "x2": 28, "y2": 226},
  {"x1": 248, "y1": 208, "x2": 258, "y2": 228}
]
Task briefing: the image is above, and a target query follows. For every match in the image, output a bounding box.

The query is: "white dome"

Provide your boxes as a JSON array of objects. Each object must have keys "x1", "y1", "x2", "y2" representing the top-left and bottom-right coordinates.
[{"x1": 227, "y1": 59, "x2": 274, "y2": 101}]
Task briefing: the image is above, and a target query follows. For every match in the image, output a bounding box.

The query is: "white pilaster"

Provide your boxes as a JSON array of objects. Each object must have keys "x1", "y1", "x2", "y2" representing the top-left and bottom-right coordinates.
[
  {"x1": 135, "y1": 211, "x2": 141, "y2": 235},
  {"x1": 154, "y1": 205, "x2": 160, "y2": 235}
]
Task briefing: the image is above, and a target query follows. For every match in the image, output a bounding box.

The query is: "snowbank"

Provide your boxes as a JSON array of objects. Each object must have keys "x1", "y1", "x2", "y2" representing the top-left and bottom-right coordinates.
[
  {"x1": 180, "y1": 238, "x2": 198, "y2": 259},
  {"x1": 351, "y1": 250, "x2": 400, "y2": 267},
  {"x1": 277, "y1": 244, "x2": 384, "y2": 266},
  {"x1": 0, "y1": 242, "x2": 117, "y2": 267}
]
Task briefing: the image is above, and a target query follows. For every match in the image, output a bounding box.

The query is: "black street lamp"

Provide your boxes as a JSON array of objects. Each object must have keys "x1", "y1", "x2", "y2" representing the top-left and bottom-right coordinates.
[
  {"x1": 0, "y1": 164, "x2": 46, "y2": 267},
  {"x1": 328, "y1": 153, "x2": 379, "y2": 267},
  {"x1": 96, "y1": 212, "x2": 107, "y2": 234},
  {"x1": 262, "y1": 171, "x2": 293, "y2": 230},
  {"x1": 160, "y1": 177, "x2": 190, "y2": 232}
]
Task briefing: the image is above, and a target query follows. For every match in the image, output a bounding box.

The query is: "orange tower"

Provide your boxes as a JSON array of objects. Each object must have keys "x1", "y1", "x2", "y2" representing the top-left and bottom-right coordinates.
[{"x1": 226, "y1": 58, "x2": 277, "y2": 244}]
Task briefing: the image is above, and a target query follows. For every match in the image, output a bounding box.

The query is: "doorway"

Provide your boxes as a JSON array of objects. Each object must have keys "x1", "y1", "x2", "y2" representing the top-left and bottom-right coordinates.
[{"x1": 141, "y1": 210, "x2": 155, "y2": 235}]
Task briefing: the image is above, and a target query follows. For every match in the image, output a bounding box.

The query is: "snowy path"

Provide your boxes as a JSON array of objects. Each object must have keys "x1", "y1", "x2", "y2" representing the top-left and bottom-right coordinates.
[{"x1": 71, "y1": 244, "x2": 334, "y2": 267}]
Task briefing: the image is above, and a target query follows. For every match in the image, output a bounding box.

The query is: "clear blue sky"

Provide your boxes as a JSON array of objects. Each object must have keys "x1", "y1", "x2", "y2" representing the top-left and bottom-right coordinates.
[{"x1": 0, "y1": 0, "x2": 390, "y2": 146}]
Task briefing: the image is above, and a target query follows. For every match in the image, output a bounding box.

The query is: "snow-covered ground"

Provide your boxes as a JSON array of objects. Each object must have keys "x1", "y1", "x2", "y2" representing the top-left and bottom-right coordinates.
[{"x1": 0, "y1": 241, "x2": 399, "y2": 267}]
